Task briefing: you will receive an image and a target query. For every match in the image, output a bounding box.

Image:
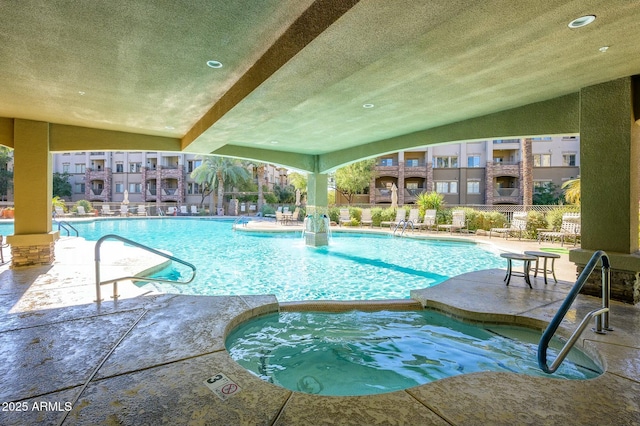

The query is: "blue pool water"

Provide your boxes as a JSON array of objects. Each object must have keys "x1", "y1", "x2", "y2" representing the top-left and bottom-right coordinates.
[
  {"x1": 226, "y1": 310, "x2": 602, "y2": 396},
  {"x1": 0, "y1": 218, "x2": 506, "y2": 301}
]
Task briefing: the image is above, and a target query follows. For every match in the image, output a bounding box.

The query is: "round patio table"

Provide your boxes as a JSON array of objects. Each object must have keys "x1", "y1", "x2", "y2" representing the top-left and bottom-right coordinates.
[
  {"x1": 524, "y1": 250, "x2": 561, "y2": 284},
  {"x1": 500, "y1": 253, "x2": 537, "y2": 288}
]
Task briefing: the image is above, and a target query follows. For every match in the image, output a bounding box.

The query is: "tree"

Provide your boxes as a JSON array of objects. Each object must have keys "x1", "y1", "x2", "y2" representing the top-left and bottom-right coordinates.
[
  {"x1": 53, "y1": 172, "x2": 72, "y2": 199},
  {"x1": 334, "y1": 159, "x2": 375, "y2": 204},
  {"x1": 0, "y1": 147, "x2": 13, "y2": 201},
  {"x1": 562, "y1": 178, "x2": 580, "y2": 205},
  {"x1": 533, "y1": 182, "x2": 562, "y2": 205},
  {"x1": 190, "y1": 156, "x2": 251, "y2": 214}
]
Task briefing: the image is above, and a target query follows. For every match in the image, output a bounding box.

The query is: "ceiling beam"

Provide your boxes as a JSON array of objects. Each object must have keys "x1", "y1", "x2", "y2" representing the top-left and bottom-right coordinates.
[
  {"x1": 49, "y1": 124, "x2": 181, "y2": 152},
  {"x1": 181, "y1": 0, "x2": 360, "y2": 153}
]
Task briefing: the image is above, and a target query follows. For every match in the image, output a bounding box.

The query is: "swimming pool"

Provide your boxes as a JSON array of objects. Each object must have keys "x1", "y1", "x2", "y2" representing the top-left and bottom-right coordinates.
[
  {"x1": 0, "y1": 218, "x2": 505, "y2": 301},
  {"x1": 226, "y1": 310, "x2": 602, "y2": 396}
]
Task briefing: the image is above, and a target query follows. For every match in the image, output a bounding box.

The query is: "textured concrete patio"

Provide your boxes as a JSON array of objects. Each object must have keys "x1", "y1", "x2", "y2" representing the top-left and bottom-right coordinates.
[{"x1": 0, "y1": 230, "x2": 639, "y2": 425}]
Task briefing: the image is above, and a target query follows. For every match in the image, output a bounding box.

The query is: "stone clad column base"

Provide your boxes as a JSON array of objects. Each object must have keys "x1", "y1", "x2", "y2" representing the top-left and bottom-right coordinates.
[
  {"x1": 6, "y1": 232, "x2": 60, "y2": 268},
  {"x1": 304, "y1": 232, "x2": 328, "y2": 247},
  {"x1": 571, "y1": 249, "x2": 640, "y2": 304}
]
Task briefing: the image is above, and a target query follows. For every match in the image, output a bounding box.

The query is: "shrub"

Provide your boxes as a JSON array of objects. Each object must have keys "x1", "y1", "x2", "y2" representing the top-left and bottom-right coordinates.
[
  {"x1": 371, "y1": 207, "x2": 383, "y2": 227},
  {"x1": 380, "y1": 207, "x2": 397, "y2": 223},
  {"x1": 483, "y1": 211, "x2": 507, "y2": 230},
  {"x1": 525, "y1": 211, "x2": 547, "y2": 239},
  {"x1": 261, "y1": 204, "x2": 275, "y2": 216},
  {"x1": 416, "y1": 191, "x2": 445, "y2": 216},
  {"x1": 328, "y1": 206, "x2": 341, "y2": 223},
  {"x1": 72, "y1": 199, "x2": 92, "y2": 213},
  {"x1": 349, "y1": 207, "x2": 362, "y2": 224},
  {"x1": 546, "y1": 206, "x2": 580, "y2": 230}
]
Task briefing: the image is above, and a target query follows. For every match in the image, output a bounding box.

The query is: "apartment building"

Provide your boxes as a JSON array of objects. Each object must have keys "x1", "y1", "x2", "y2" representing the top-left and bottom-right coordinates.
[
  {"x1": 370, "y1": 136, "x2": 580, "y2": 205},
  {"x1": 53, "y1": 151, "x2": 289, "y2": 206}
]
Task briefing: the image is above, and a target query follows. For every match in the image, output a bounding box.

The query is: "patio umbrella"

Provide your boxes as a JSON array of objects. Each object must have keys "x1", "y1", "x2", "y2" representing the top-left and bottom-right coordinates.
[
  {"x1": 295, "y1": 189, "x2": 301, "y2": 206},
  {"x1": 391, "y1": 183, "x2": 398, "y2": 208},
  {"x1": 122, "y1": 190, "x2": 130, "y2": 205}
]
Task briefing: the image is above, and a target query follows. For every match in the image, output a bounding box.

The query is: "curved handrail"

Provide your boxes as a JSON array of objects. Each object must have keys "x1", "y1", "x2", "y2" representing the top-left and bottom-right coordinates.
[
  {"x1": 538, "y1": 250, "x2": 611, "y2": 374},
  {"x1": 54, "y1": 218, "x2": 79, "y2": 237},
  {"x1": 393, "y1": 220, "x2": 414, "y2": 236},
  {"x1": 94, "y1": 234, "x2": 196, "y2": 303}
]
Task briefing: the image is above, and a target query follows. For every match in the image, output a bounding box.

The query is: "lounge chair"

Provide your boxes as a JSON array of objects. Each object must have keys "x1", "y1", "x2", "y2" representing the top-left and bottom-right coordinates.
[
  {"x1": 360, "y1": 208, "x2": 373, "y2": 227},
  {"x1": 190, "y1": 205, "x2": 198, "y2": 215},
  {"x1": 167, "y1": 206, "x2": 176, "y2": 216},
  {"x1": 416, "y1": 209, "x2": 437, "y2": 232},
  {"x1": 120, "y1": 205, "x2": 129, "y2": 216},
  {"x1": 76, "y1": 206, "x2": 89, "y2": 216},
  {"x1": 538, "y1": 213, "x2": 581, "y2": 246},
  {"x1": 381, "y1": 209, "x2": 406, "y2": 228},
  {"x1": 179, "y1": 205, "x2": 189, "y2": 216},
  {"x1": 437, "y1": 210, "x2": 467, "y2": 233},
  {"x1": 101, "y1": 205, "x2": 115, "y2": 216},
  {"x1": 490, "y1": 212, "x2": 527, "y2": 240},
  {"x1": 339, "y1": 208, "x2": 351, "y2": 226},
  {"x1": 54, "y1": 206, "x2": 68, "y2": 217},
  {"x1": 136, "y1": 205, "x2": 147, "y2": 216}
]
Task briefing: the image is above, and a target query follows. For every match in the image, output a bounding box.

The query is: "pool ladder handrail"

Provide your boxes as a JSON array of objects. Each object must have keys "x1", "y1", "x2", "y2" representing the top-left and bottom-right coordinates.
[
  {"x1": 393, "y1": 220, "x2": 414, "y2": 236},
  {"x1": 537, "y1": 250, "x2": 611, "y2": 374},
  {"x1": 94, "y1": 234, "x2": 196, "y2": 303},
  {"x1": 53, "y1": 217, "x2": 79, "y2": 237}
]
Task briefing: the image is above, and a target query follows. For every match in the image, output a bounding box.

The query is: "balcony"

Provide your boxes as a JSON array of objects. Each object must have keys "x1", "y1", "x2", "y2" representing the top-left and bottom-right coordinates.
[
  {"x1": 374, "y1": 188, "x2": 393, "y2": 202},
  {"x1": 491, "y1": 161, "x2": 520, "y2": 177},
  {"x1": 88, "y1": 188, "x2": 107, "y2": 202},
  {"x1": 493, "y1": 188, "x2": 520, "y2": 204},
  {"x1": 404, "y1": 187, "x2": 425, "y2": 202}
]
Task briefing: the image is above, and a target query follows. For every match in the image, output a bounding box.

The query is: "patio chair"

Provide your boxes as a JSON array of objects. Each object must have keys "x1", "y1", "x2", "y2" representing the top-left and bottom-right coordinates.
[
  {"x1": 54, "y1": 206, "x2": 68, "y2": 217},
  {"x1": 179, "y1": 205, "x2": 189, "y2": 216},
  {"x1": 437, "y1": 210, "x2": 467, "y2": 233},
  {"x1": 416, "y1": 209, "x2": 437, "y2": 232},
  {"x1": 136, "y1": 205, "x2": 147, "y2": 216},
  {"x1": 76, "y1": 206, "x2": 89, "y2": 216},
  {"x1": 407, "y1": 208, "x2": 419, "y2": 224},
  {"x1": 120, "y1": 205, "x2": 129, "y2": 216},
  {"x1": 490, "y1": 212, "x2": 527, "y2": 240},
  {"x1": 360, "y1": 208, "x2": 373, "y2": 227},
  {"x1": 538, "y1": 213, "x2": 581, "y2": 246},
  {"x1": 381, "y1": 209, "x2": 406, "y2": 228},
  {"x1": 290, "y1": 207, "x2": 300, "y2": 223},
  {"x1": 275, "y1": 211, "x2": 286, "y2": 225},
  {"x1": 167, "y1": 206, "x2": 176, "y2": 216},
  {"x1": 190, "y1": 205, "x2": 198, "y2": 215},
  {"x1": 339, "y1": 208, "x2": 351, "y2": 226},
  {"x1": 101, "y1": 205, "x2": 115, "y2": 216}
]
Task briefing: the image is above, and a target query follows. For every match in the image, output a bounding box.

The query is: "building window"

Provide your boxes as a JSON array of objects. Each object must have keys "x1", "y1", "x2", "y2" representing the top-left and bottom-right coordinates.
[
  {"x1": 187, "y1": 182, "x2": 203, "y2": 195},
  {"x1": 467, "y1": 180, "x2": 480, "y2": 194},
  {"x1": 405, "y1": 158, "x2": 420, "y2": 167},
  {"x1": 75, "y1": 163, "x2": 85, "y2": 174},
  {"x1": 129, "y1": 162, "x2": 142, "y2": 173},
  {"x1": 435, "y1": 181, "x2": 458, "y2": 193},
  {"x1": 62, "y1": 163, "x2": 70, "y2": 173},
  {"x1": 128, "y1": 183, "x2": 142, "y2": 193},
  {"x1": 433, "y1": 156, "x2": 458, "y2": 168},
  {"x1": 116, "y1": 162, "x2": 124, "y2": 173},
  {"x1": 467, "y1": 155, "x2": 480, "y2": 167},
  {"x1": 379, "y1": 158, "x2": 394, "y2": 166},
  {"x1": 115, "y1": 183, "x2": 124, "y2": 193},
  {"x1": 533, "y1": 154, "x2": 551, "y2": 167},
  {"x1": 534, "y1": 180, "x2": 553, "y2": 193},
  {"x1": 187, "y1": 160, "x2": 202, "y2": 173},
  {"x1": 74, "y1": 183, "x2": 85, "y2": 194},
  {"x1": 562, "y1": 154, "x2": 576, "y2": 166}
]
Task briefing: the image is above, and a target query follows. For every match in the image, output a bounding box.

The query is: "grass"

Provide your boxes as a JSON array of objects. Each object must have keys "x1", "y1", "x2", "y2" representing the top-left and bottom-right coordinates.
[{"x1": 540, "y1": 247, "x2": 570, "y2": 255}]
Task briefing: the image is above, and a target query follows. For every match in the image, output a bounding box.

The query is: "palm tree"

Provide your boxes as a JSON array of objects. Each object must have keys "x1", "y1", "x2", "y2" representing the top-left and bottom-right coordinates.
[
  {"x1": 191, "y1": 156, "x2": 251, "y2": 215},
  {"x1": 562, "y1": 178, "x2": 580, "y2": 205}
]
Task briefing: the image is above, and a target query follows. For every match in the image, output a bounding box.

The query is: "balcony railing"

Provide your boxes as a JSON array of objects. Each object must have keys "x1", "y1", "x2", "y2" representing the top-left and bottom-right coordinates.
[
  {"x1": 404, "y1": 161, "x2": 426, "y2": 168},
  {"x1": 376, "y1": 160, "x2": 398, "y2": 167},
  {"x1": 405, "y1": 188, "x2": 425, "y2": 197},
  {"x1": 494, "y1": 188, "x2": 519, "y2": 197}
]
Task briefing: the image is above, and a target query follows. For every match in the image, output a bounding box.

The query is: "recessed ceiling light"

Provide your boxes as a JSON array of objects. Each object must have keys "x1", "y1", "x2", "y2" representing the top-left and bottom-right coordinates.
[
  {"x1": 363, "y1": 103, "x2": 375, "y2": 109},
  {"x1": 568, "y1": 15, "x2": 596, "y2": 29},
  {"x1": 164, "y1": 125, "x2": 175, "y2": 130},
  {"x1": 206, "y1": 60, "x2": 223, "y2": 69},
  {"x1": 270, "y1": 140, "x2": 279, "y2": 144},
  {"x1": 78, "y1": 91, "x2": 86, "y2": 96},
  {"x1": 599, "y1": 46, "x2": 609, "y2": 53}
]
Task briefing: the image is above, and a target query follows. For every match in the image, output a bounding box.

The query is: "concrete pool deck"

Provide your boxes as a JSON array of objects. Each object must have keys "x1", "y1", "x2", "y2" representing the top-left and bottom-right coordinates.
[{"x1": 0, "y1": 228, "x2": 639, "y2": 425}]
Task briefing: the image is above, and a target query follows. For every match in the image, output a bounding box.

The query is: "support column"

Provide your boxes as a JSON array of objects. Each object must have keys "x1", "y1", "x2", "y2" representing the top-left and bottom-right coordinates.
[
  {"x1": 7, "y1": 120, "x2": 59, "y2": 267},
  {"x1": 570, "y1": 77, "x2": 640, "y2": 304},
  {"x1": 304, "y1": 173, "x2": 329, "y2": 247}
]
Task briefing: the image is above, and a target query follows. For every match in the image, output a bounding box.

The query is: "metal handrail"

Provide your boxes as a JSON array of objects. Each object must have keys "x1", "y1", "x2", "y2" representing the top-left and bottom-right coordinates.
[
  {"x1": 54, "y1": 218, "x2": 79, "y2": 237},
  {"x1": 393, "y1": 220, "x2": 414, "y2": 236},
  {"x1": 538, "y1": 250, "x2": 611, "y2": 374},
  {"x1": 94, "y1": 234, "x2": 196, "y2": 303}
]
